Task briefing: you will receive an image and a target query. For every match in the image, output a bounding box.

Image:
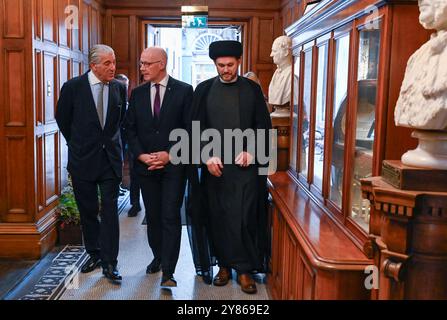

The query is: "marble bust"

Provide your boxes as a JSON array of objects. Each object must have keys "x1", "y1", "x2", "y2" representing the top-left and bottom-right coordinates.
[
  {"x1": 268, "y1": 36, "x2": 294, "y2": 109},
  {"x1": 394, "y1": 0, "x2": 447, "y2": 169},
  {"x1": 394, "y1": 0, "x2": 447, "y2": 130}
]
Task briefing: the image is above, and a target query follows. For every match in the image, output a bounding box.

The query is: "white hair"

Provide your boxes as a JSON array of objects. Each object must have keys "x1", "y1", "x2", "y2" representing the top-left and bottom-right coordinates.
[{"x1": 89, "y1": 44, "x2": 114, "y2": 65}]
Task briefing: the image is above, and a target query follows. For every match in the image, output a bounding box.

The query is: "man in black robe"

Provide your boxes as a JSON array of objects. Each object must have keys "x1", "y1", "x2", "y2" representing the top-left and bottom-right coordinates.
[{"x1": 186, "y1": 40, "x2": 272, "y2": 294}]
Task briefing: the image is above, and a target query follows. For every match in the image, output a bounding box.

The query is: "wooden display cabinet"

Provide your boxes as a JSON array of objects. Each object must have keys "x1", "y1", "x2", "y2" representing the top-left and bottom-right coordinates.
[{"x1": 267, "y1": 0, "x2": 432, "y2": 299}]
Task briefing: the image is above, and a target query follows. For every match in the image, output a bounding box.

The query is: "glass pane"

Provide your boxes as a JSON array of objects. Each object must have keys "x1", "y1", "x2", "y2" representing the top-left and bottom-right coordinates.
[
  {"x1": 290, "y1": 56, "x2": 300, "y2": 172},
  {"x1": 313, "y1": 44, "x2": 328, "y2": 191},
  {"x1": 329, "y1": 34, "x2": 350, "y2": 208},
  {"x1": 350, "y1": 26, "x2": 381, "y2": 232},
  {"x1": 300, "y1": 49, "x2": 312, "y2": 179}
]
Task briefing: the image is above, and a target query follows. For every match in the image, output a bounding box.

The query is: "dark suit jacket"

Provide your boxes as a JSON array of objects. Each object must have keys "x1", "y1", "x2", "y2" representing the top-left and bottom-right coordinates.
[
  {"x1": 56, "y1": 71, "x2": 127, "y2": 181},
  {"x1": 124, "y1": 76, "x2": 193, "y2": 176}
]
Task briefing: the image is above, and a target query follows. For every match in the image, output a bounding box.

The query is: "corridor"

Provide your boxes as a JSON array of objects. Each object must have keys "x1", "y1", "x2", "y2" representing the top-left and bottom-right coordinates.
[{"x1": 20, "y1": 199, "x2": 269, "y2": 300}]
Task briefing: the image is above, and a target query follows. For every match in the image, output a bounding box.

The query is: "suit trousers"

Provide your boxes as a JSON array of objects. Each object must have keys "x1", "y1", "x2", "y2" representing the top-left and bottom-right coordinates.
[
  {"x1": 71, "y1": 150, "x2": 121, "y2": 267},
  {"x1": 139, "y1": 165, "x2": 185, "y2": 275},
  {"x1": 128, "y1": 150, "x2": 141, "y2": 208}
]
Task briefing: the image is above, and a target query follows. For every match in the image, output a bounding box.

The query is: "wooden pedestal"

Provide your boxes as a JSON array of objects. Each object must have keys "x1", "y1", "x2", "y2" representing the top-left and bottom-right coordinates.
[
  {"x1": 271, "y1": 115, "x2": 290, "y2": 172},
  {"x1": 361, "y1": 165, "x2": 447, "y2": 300}
]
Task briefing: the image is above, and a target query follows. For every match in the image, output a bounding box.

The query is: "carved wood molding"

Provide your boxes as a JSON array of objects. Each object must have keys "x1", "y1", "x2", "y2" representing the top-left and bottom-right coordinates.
[{"x1": 373, "y1": 200, "x2": 414, "y2": 218}]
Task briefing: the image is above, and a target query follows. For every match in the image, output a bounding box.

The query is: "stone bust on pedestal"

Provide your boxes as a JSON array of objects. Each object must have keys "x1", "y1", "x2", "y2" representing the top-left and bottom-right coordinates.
[
  {"x1": 268, "y1": 35, "x2": 296, "y2": 170},
  {"x1": 269, "y1": 35, "x2": 295, "y2": 117},
  {"x1": 394, "y1": 0, "x2": 447, "y2": 169}
]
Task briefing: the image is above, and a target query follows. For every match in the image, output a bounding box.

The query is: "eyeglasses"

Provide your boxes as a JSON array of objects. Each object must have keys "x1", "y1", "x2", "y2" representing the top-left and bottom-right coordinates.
[{"x1": 139, "y1": 60, "x2": 161, "y2": 68}]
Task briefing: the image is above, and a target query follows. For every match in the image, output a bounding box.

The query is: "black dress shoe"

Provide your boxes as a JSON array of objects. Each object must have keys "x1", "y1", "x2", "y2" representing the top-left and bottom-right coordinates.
[
  {"x1": 103, "y1": 264, "x2": 122, "y2": 281},
  {"x1": 161, "y1": 273, "x2": 177, "y2": 287},
  {"x1": 81, "y1": 256, "x2": 101, "y2": 273},
  {"x1": 127, "y1": 205, "x2": 141, "y2": 217},
  {"x1": 146, "y1": 258, "x2": 161, "y2": 274}
]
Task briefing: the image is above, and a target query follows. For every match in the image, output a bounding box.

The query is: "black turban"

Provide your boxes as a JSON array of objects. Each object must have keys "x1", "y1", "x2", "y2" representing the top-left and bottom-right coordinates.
[{"x1": 209, "y1": 40, "x2": 242, "y2": 60}]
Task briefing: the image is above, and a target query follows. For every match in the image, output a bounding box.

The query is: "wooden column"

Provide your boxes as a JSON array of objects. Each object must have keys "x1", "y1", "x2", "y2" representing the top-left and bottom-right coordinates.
[{"x1": 361, "y1": 171, "x2": 447, "y2": 300}]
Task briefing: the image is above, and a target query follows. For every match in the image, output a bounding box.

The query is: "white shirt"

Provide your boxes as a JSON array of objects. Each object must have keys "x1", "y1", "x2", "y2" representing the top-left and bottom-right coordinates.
[
  {"x1": 150, "y1": 74, "x2": 169, "y2": 115},
  {"x1": 88, "y1": 71, "x2": 109, "y2": 125}
]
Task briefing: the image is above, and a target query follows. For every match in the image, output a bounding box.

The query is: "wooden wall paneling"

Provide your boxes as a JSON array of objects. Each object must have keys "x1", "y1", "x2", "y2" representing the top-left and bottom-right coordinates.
[
  {"x1": 72, "y1": 58, "x2": 81, "y2": 77},
  {"x1": 100, "y1": 12, "x2": 105, "y2": 43},
  {"x1": 4, "y1": 49, "x2": 27, "y2": 127},
  {"x1": 81, "y1": 0, "x2": 89, "y2": 53},
  {"x1": 103, "y1": 8, "x2": 111, "y2": 45},
  {"x1": 284, "y1": 225, "x2": 299, "y2": 299},
  {"x1": 42, "y1": 0, "x2": 56, "y2": 43},
  {"x1": 5, "y1": 136, "x2": 28, "y2": 222},
  {"x1": 0, "y1": 3, "x2": 4, "y2": 221},
  {"x1": 256, "y1": 64, "x2": 275, "y2": 99},
  {"x1": 111, "y1": 16, "x2": 129, "y2": 63},
  {"x1": 1, "y1": 0, "x2": 106, "y2": 259},
  {"x1": 280, "y1": 0, "x2": 303, "y2": 31},
  {"x1": 44, "y1": 131, "x2": 58, "y2": 206},
  {"x1": 70, "y1": 0, "x2": 80, "y2": 51},
  {"x1": 301, "y1": 253, "x2": 315, "y2": 299},
  {"x1": 258, "y1": 18, "x2": 274, "y2": 63},
  {"x1": 2, "y1": 0, "x2": 25, "y2": 38},
  {"x1": 104, "y1": 0, "x2": 281, "y2": 9},
  {"x1": 269, "y1": 206, "x2": 285, "y2": 299},
  {"x1": 36, "y1": 134, "x2": 45, "y2": 212},
  {"x1": 57, "y1": 0, "x2": 70, "y2": 48},
  {"x1": 129, "y1": 15, "x2": 138, "y2": 87},
  {"x1": 43, "y1": 51, "x2": 57, "y2": 124},
  {"x1": 34, "y1": 50, "x2": 44, "y2": 125},
  {"x1": 91, "y1": 6, "x2": 98, "y2": 45},
  {"x1": 250, "y1": 17, "x2": 259, "y2": 75},
  {"x1": 59, "y1": 56, "x2": 69, "y2": 187}
]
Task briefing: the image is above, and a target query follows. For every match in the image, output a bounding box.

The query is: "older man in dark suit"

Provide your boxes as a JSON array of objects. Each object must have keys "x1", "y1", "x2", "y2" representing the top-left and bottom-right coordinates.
[
  {"x1": 125, "y1": 47, "x2": 193, "y2": 287},
  {"x1": 56, "y1": 44, "x2": 127, "y2": 282}
]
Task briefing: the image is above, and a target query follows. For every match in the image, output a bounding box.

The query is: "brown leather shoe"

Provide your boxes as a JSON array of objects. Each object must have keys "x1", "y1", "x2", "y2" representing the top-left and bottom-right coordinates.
[
  {"x1": 213, "y1": 267, "x2": 232, "y2": 286},
  {"x1": 238, "y1": 273, "x2": 257, "y2": 294}
]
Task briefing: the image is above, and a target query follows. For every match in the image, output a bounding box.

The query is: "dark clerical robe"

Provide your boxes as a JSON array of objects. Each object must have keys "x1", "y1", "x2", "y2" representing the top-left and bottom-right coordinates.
[{"x1": 186, "y1": 76, "x2": 272, "y2": 277}]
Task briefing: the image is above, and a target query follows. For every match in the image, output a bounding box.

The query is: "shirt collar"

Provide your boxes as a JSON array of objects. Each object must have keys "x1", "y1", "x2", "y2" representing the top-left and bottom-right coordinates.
[
  {"x1": 219, "y1": 75, "x2": 239, "y2": 84},
  {"x1": 88, "y1": 70, "x2": 108, "y2": 86},
  {"x1": 152, "y1": 74, "x2": 169, "y2": 88}
]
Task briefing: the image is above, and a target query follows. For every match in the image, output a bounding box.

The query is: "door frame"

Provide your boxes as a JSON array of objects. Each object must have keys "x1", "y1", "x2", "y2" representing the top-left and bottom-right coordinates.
[{"x1": 139, "y1": 19, "x2": 249, "y2": 84}]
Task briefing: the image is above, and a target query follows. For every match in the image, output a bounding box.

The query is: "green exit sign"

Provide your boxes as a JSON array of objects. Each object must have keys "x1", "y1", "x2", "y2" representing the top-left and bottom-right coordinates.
[{"x1": 182, "y1": 15, "x2": 208, "y2": 28}]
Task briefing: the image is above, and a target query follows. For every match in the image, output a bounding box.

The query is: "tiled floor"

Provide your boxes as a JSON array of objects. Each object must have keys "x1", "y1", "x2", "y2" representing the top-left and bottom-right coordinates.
[{"x1": 60, "y1": 201, "x2": 270, "y2": 300}]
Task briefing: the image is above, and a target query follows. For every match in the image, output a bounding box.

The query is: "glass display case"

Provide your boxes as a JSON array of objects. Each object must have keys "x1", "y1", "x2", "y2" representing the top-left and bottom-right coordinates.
[
  {"x1": 312, "y1": 42, "x2": 328, "y2": 191},
  {"x1": 290, "y1": 57, "x2": 300, "y2": 172},
  {"x1": 349, "y1": 24, "x2": 381, "y2": 232},
  {"x1": 329, "y1": 33, "x2": 350, "y2": 209},
  {"x1": 284, "y1": 0, "x2": 429, "y2": 243}
]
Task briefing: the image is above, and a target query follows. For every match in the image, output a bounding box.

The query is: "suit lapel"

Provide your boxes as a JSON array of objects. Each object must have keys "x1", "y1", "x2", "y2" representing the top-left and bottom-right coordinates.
[{"x1": 104, "y1": 80, "x2": 117, "y2": 130}]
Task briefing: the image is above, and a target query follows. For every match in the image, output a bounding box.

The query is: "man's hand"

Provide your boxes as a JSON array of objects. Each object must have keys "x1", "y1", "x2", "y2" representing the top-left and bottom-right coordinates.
[
  {"x1": 147, "y1": 151, "x2": 170, "y2": 171},
  {"x1": 206, "y1": 157, "x2": 223, "y2": 177},
  {"x1": 235, "y1": 152, "x2": 253, "y2": 167},
  {"x1": 138, "y1": 153, "x2": 157, "y2": 166}
]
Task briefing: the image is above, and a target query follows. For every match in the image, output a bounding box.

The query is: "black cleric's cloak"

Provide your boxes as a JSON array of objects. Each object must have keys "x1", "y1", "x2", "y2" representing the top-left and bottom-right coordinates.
[{"x1": 185, "y1": 76, "x2": 272, "y2": 279}]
